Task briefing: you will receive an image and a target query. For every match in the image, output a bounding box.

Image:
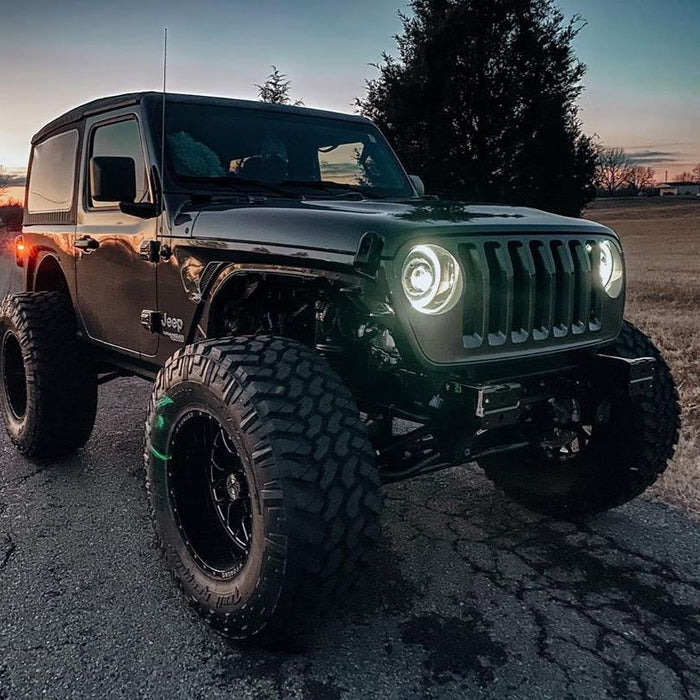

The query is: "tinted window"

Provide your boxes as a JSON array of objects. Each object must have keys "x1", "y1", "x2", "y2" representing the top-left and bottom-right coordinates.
[
  {"x1": 89, "y1": 119, "x2": 149, "y2": 208},
  {"x1": 27, "y1": 130, "x2": 79, "y2": 213}
]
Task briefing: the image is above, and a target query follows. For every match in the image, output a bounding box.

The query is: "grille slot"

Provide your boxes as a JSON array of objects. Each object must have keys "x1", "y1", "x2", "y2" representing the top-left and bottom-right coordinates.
[{"x1": 460, "y1": 238, "x2": 604, "y2": 349}]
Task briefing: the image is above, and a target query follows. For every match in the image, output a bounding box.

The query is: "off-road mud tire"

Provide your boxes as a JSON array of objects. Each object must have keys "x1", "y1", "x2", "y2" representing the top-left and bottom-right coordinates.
[
  {"x1": 145, "y1": 336, "x2": 382, "y2": 640},
  {"x1": 481, "y1": 321, "x2": 681, "y2": 518},
  {"x1": 0, "y1": 292, "x2": 98, "y2": 459}
]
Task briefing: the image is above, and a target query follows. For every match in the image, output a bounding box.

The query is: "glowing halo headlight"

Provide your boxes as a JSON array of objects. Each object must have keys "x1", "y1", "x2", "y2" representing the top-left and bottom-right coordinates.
[
  {"x1": 598, "y1": 240, "x2": 624, "y2": 298},
  {"x1": 401, "y1": 244, "x2": 463, "y2": 315}
]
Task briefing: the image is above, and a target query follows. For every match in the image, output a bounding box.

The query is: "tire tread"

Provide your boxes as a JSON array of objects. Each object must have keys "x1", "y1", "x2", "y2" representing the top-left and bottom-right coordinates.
[
  {"x1": 0, "y1": 292, "x2": 97, "y2": 458},
  {"x1": 144, "y1": 335, "x2": 381, "y2": 638}
]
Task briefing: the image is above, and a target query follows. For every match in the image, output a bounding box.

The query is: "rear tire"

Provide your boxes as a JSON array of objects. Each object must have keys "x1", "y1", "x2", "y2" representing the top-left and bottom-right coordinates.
[
  {"x1": 145, "y1": 336, "x2": 382, "y2": 640},
  {"x1": 0, "y1": 292, "x2": 98, "y2": 459},
  {"x1": 481, "y1": 321, "x2": 681, "y2": 518}
]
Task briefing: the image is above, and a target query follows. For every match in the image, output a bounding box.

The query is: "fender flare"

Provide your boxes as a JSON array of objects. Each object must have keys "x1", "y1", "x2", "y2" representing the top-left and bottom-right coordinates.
[
  {"x1": 31, "y1": 250, "x2": 69, "y2": 294},
  {"x1": 188, "y1": 261, "x2": 368, "y2": 344}
]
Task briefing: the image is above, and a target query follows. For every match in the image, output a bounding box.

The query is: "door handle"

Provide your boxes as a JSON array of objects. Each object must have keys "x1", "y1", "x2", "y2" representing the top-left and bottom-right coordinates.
[{"x1": 74, "y1": 236, "x2": 99, "y2": 252}]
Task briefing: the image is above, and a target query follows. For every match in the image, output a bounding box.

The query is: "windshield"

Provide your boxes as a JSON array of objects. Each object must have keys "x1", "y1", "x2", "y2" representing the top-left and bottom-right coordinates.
[{"x1": 163, "y1": 102, "x2": 414, "y2": 199}]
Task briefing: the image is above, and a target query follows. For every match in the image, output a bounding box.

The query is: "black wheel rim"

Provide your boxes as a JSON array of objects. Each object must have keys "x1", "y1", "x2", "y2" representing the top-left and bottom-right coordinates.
[
  {"x1": 1, "y1": 331, "x2": 27, "y2": 420},
  {"x1": 167, "y1": 410, "x2": 253, "y2": 578}
]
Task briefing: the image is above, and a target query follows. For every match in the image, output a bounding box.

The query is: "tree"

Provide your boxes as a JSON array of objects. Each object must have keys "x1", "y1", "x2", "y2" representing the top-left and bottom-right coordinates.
[
  {"x1": 0, "y1": 165, "x2": 8, "y2": 202},
  {"x1": 692, "y1": 163, "x2": 700, "y2": 182},
  {"x1": 624, "y1": 165, "x2": 655, "y2": 195},
  {"x1": 0, "y1": 200, "x2": 23, "y2": 232},
  {"x1": 256, "y1": 66, "x2": 304, "y2": 106},
  {"x1": 595, "y1": 147, "x2": 632, "y2": 195},
  {"x1": 0, "y1": 167, "x2": 23, "y2": 232},
  {"x1": 357, "y1": 0, "x2": 599, "y2": 216},
  {"x1": 677, "y1": 171, "x2": 695, "y2": 183}
]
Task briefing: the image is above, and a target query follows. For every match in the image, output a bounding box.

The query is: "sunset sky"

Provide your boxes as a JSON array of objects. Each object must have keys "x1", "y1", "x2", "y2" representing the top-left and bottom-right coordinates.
[{"x1": 1, "y1": 0, "x2": 699, "y2": 201}]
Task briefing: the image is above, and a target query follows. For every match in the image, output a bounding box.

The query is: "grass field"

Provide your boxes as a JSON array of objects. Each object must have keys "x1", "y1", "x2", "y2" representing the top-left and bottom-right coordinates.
[{"x1": 585, "y1": 198, "x2": 700, "y2": 517}]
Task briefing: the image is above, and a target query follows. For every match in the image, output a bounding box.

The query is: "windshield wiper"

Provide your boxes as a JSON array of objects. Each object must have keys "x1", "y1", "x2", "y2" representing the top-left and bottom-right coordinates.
[
  {"x1": 179, "y1": 176, "x2": 303, "y2": 200},
  {"x1": 282, "y1": 180, "x2": 383, "y2": 200}
]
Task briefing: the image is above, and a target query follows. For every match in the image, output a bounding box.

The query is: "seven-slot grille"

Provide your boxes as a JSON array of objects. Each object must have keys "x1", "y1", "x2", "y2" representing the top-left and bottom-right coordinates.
[{"x1": 459, "y1": 238, "x2": 607, "y2": 349}]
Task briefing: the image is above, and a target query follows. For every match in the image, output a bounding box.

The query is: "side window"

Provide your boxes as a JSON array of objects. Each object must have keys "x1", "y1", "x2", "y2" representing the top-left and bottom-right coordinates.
[
  {"x1": 27, "y1": 130, "x2": 79, "y2": 214},
  {"x1": 89, "y1": 119, "x2": 150, "y2": 208}
]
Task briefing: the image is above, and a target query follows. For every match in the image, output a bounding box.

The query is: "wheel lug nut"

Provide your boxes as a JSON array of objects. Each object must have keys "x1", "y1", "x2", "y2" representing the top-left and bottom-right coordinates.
[{"x1": 226, "y1": 473, "x2": 241, "y2": 501}]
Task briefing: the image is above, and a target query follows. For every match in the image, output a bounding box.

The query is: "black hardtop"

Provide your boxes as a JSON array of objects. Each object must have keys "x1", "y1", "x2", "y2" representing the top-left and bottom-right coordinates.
[{"x1": 31, "y1": 91, "x2": 372, "y2": 145}]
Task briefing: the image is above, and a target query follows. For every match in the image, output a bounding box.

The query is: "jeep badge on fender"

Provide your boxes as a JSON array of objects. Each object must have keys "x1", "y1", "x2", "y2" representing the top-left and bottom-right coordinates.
[
  {"x1": 0, "y1": 92, "x2": 680, "y2": 642},
  {"x1": 161, "y1": 313, "x2": 185, "y2": 342}
]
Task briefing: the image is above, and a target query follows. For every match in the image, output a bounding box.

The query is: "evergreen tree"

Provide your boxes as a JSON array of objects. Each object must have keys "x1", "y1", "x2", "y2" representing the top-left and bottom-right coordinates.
[
  {"x1": 357, "y1": 0, "x2": 598, "y2": 215},
  {"x1": 257, "y1": 66, "x2": 304, "y2": 106}
]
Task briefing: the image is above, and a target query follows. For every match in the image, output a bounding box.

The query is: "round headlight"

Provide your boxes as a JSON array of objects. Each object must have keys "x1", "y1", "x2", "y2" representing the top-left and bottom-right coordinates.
[
  {"x1": 599, "y1": 240, "x2": 624, "y2": 298},
  {"x1": 401, "y1": 244, "x2": 463, "y2": 314}
]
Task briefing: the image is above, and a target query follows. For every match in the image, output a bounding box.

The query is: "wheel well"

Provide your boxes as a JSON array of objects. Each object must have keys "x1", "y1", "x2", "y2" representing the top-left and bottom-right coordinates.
[
  {"x1": 207, "y1": 273, "x2": 338, "y2": 346},
  {"x1": 34, "y1": 255, "x2": 69, "y2": 294},
  {"x1": 205, "y1": 272, "x2": 408, "y2": 412}
]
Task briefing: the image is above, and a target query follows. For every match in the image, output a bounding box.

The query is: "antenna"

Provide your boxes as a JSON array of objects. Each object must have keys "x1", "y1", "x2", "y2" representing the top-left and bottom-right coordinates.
[
  {"x1": 161, "y1": 28, "x2": 168, "y2": 184},
  {"x1": 159, "y1": 27, "x2": 168, "y2": 232}
]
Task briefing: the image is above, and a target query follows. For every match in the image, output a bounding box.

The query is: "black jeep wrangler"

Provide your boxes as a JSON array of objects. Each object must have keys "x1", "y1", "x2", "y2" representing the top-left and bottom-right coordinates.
[{"x1": 0, "y1": 92, "x2": 680, "y2": 640}]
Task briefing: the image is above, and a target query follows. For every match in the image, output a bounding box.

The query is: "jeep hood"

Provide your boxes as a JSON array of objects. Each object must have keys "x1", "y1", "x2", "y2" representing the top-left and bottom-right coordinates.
[{"x1": 187, "y1": 198, "x2": 615, "y2": 259}]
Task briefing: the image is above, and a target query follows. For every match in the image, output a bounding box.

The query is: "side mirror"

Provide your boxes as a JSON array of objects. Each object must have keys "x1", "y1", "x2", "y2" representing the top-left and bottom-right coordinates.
[
  {"x1": 409, "y1": 174, "x2": 425, "y2": 197},
  {"x1": 90, "y1": 156, "x2": 136, "y2": 203}
]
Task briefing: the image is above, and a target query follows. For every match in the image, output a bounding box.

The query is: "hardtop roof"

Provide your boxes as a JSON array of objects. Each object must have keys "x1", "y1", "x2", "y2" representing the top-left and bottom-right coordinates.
[{"x1": 32, "y1": 91, "x2": 371, "y2": 144}]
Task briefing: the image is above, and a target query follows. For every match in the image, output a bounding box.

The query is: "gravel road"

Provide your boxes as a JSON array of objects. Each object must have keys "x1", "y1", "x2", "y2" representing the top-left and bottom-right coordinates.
[{"x1": 0, "y1": 253, "x2": 698, "y2": 699}]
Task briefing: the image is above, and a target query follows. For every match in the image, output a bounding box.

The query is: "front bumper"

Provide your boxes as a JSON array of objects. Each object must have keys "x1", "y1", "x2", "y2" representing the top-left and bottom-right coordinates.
[{"x1": 438, "y1": 353, "x2": 655, "y2": 431}]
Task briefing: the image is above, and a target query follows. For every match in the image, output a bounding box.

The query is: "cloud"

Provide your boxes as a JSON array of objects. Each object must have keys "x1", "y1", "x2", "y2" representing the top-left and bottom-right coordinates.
[
  {"x1": 627, "y1": 150, "x2": 681, "y2": 165},
  {"x1": 629, "y1": 150, "x2": 677, "y2": 159},
  {"x1": 319, "y1": 161, "x2": 359, "y2": 176}
]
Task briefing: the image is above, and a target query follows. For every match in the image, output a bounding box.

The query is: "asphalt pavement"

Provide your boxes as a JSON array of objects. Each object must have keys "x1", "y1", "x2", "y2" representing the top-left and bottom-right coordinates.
[{"x1": 0, "y1": 251, "x2": 699, "y2": 699}]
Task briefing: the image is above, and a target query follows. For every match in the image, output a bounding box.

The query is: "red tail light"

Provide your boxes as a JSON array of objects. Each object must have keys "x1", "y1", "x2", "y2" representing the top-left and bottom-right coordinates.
[{"x1": 15, "y1": 235, "x2": 26, "y2": 267}]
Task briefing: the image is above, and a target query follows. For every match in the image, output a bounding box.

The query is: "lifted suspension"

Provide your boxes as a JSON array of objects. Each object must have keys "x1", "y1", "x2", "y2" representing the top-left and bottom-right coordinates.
[{"x1": 375, "y1": 425, "x2": 533, "y2": 484}]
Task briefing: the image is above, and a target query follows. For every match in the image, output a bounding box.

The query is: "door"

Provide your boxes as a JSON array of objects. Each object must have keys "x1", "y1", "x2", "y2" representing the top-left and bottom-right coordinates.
[{"x1": 75, "y1": 114, "x2": 159, "y2": 356}]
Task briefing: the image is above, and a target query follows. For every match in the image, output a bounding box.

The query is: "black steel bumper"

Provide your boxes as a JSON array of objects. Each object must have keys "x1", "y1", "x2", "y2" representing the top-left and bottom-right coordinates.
[{"x1": 442, "y1": 354, "x2": 656, "y2": 430}]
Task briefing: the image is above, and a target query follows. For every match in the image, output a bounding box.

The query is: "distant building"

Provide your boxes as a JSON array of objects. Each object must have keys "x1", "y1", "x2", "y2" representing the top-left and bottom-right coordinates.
[{"x1": 658, "y1": 182, "x2": 700, "y2": 196}]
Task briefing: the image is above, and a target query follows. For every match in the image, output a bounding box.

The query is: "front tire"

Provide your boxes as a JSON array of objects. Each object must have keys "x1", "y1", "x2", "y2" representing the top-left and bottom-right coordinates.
[
  {"x1": 0, "y1": 292, "x2": 98, "y2": 459},
  {"x1": 481, "y1": 321, "x2": 681, "y2": 518},
  {"x1": 145, "y1": 336, "x2": 382, "y2": 640}
]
